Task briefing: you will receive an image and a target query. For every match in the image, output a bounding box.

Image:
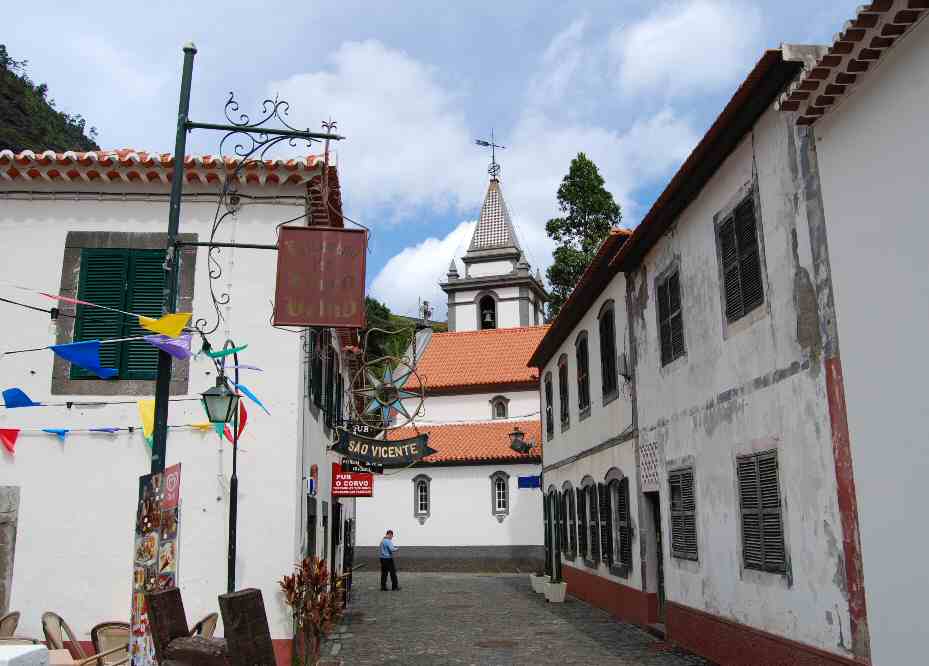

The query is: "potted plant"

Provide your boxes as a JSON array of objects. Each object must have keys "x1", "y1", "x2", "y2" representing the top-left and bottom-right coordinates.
[
  {"x1": 280, "y1": 556, "x2": 344, "y2": 666},
  {"x1": 529, "y1": 570, "x2": 549, "y2": 594},
  {"x1": 545, "y1": 574, "x2": 567, "y2": 603}
]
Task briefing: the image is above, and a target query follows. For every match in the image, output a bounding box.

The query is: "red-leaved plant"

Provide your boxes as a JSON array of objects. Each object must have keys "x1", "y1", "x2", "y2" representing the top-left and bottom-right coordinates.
[{"x1": 280, "y1": 556, "x2": 344, "y2": 666}]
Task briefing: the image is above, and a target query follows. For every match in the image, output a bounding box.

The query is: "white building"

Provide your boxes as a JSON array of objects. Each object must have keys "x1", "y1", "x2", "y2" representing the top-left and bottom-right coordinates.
[
  {"x1": 355, "y1": 174, "x2": 546, "y2": 570},
  {"x1": 0, "y1": 148, "x2": 357, "y2": 663},
  {"x1": 530, "y1": 39, "x2": 894, "y2": 665}
]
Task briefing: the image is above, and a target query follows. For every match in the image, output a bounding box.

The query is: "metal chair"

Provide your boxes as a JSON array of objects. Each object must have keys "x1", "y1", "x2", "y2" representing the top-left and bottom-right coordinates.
[
  {"x1": 189, "y1": 612, "x2": 219, "y2": 639},
  {"x1": 0, "y1": 611, "x2": 20, "y2": 637},
  {"x1": 90, "y1": 621, "x2": 131, "y2": 665}
]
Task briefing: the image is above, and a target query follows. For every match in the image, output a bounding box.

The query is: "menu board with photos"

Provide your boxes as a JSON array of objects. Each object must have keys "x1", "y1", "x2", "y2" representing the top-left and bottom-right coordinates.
[{"x1": 129, "y1": 464, "x2": 181, "y2": 666}]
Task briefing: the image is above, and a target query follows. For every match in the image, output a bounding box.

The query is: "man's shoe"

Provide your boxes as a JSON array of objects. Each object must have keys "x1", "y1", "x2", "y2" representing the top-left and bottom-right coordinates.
[
  {"x1": 392, "y1": 587, "x2": 401, "y2": 591},
  {"x1": 380, "y1": 587, "x2": 388, "y2": 591}
]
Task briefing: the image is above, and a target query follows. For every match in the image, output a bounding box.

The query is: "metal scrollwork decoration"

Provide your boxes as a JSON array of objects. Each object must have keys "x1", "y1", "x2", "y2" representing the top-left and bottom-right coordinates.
[{"x1": 193, "y1": 92, "x2": 324, "y2": 336}]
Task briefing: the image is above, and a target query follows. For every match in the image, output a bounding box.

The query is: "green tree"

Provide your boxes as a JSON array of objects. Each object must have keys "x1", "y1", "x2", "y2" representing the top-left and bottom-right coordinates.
[{"x1": 544, "y1": 152, "x2": 621, "y2": 318}]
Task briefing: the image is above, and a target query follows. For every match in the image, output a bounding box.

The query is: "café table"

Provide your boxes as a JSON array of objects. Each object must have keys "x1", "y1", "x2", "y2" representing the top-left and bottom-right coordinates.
[
  {"x1": 47, "y1": 650, "x2": 74, "y2": 665},
  {"x1": 0, "y1": 644, "x2": 50, "y2": 665}
]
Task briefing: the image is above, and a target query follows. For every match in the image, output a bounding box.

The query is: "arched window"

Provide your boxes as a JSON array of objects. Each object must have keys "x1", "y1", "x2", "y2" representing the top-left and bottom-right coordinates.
[
  {"x1": 599, "y1": 301, "x2": 618, "y2": 397},
  {"x1": 412, "y1": 474, "x2": 431, "y2": 524},
  {"x1": 544, "y1": 373, "x2": 554, "y2": 439},
  {"x1": 605, "y1": 468, "x2": 632, "y2": 577},
  {"x1": 575, "y1": 332, "x2": 591, "y2": 414},
  {"x1": 490, "y1": 395, "x2": 509, "y2": 419},
  {"x1": 558, "y1": 354, "x2": 570, "y2": 428},
  {"x1": 490, "y1": 471, "x2": 510, "y2": 522},
  {"x1": 563, "y1": 481, "x2": 577, "y2": 559},
  {"x1": 479, "y1": 295, "x2": 497, "y2": 329}
]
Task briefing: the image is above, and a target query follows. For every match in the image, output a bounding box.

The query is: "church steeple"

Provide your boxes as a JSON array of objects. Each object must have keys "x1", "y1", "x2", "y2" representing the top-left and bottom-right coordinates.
[{"x1": 465, "y1": 178, "x2": 522, "y2": 256}]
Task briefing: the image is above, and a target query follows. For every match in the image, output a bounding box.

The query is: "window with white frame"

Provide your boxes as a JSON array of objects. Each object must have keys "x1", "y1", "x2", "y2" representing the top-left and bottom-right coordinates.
[
  {"x1": 490, "y1": 471, "x2": 510, "y2": 521},
  {"x1": 412, "y1": 474, "x2": 431, "y2": 524}
]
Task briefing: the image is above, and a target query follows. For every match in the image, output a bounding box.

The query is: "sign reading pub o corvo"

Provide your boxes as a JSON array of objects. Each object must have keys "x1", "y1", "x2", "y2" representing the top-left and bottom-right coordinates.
[{"x1": 333, "y1": 429, "x2": 435, "y2": 466}]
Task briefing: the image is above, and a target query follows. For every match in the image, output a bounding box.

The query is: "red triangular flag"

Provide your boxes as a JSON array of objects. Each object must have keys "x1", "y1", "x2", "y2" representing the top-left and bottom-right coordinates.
[
  {"x1": 224, "y1": 400, "x2": 248, "y2": 444},
  {"x1": 0, "y1": 429, "x2": 20, "y2": 455}
]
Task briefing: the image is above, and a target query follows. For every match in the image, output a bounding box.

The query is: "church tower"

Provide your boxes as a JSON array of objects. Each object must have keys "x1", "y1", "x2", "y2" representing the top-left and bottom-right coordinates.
[{"x1": 441, "y1": 175, "x2": 548, "y2": 332}]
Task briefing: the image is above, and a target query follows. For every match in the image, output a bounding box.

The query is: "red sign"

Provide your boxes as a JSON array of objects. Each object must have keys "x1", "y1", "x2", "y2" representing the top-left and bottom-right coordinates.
[
  {"x1": 273, "y1": 226, "x2": 367, "y2": 328},
  {"x1": 332, "y1": 462, "x2": 373, "y2": 497}
]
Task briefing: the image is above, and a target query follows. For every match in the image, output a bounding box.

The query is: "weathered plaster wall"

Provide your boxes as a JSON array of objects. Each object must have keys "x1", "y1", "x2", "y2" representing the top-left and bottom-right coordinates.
[
  {"x1": 813, "y1": 17, "x2": 929, "y2": 665},
  {"x1": 0, "y1": 181, "x2": 310, "y2": 641},
  {"x1": 628, "y1": 104, "x2": 850, "y2": 657},
  {"x1": 355, "y1": 463, "x2": 541, "y2": 547}
]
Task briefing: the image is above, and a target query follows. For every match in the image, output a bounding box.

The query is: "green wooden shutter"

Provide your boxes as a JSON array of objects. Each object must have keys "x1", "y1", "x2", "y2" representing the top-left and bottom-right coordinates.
[
  {"x1": 588, "y1": 484, "x2": 600, "y2": 563},
  {"x1": 598, "y1": 483, "x2": 613, "y2": 567},
  {"x1": 72, "y1": 249, "x2": 130, "y2": 379},
  {"x1": 617, "y1": 478, "x2": 633, "y2": 571},
  {"x1": 122, "y1": 250, "x2": 166, "y2": 379},
  {"x1": 576, "y1": 487, "x2": 588, "y2": 559}
]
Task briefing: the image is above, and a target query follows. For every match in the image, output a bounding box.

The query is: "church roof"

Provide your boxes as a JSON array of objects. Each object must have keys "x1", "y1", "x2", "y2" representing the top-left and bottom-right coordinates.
[
  {"x1": 466, "y1": 178, "x2": 521, "y2": 254},
  {"x1": 407, "y1": 325, "x2": 549, "y2": 393},
  {"x1": 388, "y1": 418, "x2": 542, "y2": 464}
]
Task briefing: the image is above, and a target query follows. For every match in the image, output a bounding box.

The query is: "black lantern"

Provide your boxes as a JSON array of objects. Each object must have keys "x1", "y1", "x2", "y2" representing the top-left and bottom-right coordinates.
[
  {"x1": 508, "y1": 425, "x2": 532, "y2": 455},
  {"x1": 201, "y1": 377, "x2": 239, "y2": 424}
]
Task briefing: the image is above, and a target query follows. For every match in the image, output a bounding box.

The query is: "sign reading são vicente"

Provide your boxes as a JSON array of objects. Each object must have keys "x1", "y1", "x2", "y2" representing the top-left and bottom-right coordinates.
[
  {"x1": 332, "y1": 430, "x2": 437, "y2": 466},
  {"x1": 273, "y1": 226, "x2": 367, "y2": 328}
]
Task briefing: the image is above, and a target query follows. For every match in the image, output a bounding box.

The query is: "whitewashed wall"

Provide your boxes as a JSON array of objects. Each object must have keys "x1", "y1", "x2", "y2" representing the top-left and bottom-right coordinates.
[
  {"x1": 628, "y1": 105, "x2": 848, "y2": 656},
  {"x1": 355, "y1": 464, "x2": 541, "y2": 547},
  {"x1": 813, "y1": 17, "x2": 929, "y2": 665},
  {"x1": 449, "y1": 285, "x2": 522, "y2": 331},
  {"x1": 407, "y1": 390, "x2": 538, "y2": 424},
  {"x1": 0, "y1": 179, "x2": 316, "y2": 641},
  {"x1": 467, "y1": 259, "x2": 514, "y2": 278}
]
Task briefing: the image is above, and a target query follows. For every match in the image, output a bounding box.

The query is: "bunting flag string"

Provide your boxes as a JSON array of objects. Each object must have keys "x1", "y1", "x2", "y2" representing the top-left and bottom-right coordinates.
[
  {"x1": 138, "y1": 399, "x2": 155, "y2": 448},
  {"x1": 0, "y1": 429, "x2": 18, "y2": 454},
  {"x1": 49, "y1": 341, "x2": 117, "y2": 378},
  {"x1": 1, "y1": 386, "x2": 202, "y2": 409},
  {"x1": 223, "y1": 401, "x2": 248, "y2": 443}
]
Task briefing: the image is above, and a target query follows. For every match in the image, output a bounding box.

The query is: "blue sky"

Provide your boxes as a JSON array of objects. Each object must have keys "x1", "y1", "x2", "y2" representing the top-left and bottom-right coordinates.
[{"x1": 8, "y1": 1, "x2": 859, "y2": 317}]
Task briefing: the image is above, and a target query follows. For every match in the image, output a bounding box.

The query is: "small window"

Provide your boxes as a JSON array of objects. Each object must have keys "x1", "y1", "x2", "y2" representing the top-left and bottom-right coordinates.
[
  {"x1": 718, "y1": 197, "x2": 764, "y2": 323},
  {"x1": 544, "y1": 373, "x2": 555, "y2": 438},
  {"x1": 669, "y1": 468, "x2": 697, "y2": 560},
  {"x1": 479, "y1": 295, "x2": 497, "y2": 330},
  {"x1": 737, "y1": 451, "x2": 786, "y2": 573},
  {"x1": 575, "y1": 333, "x2": 591, "y2": 413},
  {"x1": 599, "y1": 303, "x2": 618, "y2": 397},
  {"x1": 490, "y1": 396, "x2": 509, "y2": 420},
  {"x1": 558, "y1": 355, "x2": 570, "y2": 428},
  {"x1": 412, "y1": 474, "x2": 431, "y2": 524},
  {"x1": 490, "y1": 471, "x2": 510, "y2": 520},
  {"x1": 71, "y1": 248, "x2": 166, "y2": 380},
  {"x1": 658, "y1": 270, "x2": 685, "y2": 366}
]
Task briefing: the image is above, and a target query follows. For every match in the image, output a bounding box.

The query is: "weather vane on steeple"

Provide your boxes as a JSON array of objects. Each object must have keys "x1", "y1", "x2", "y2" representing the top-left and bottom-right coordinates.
[{"x1": 475, "y1": 130, "x2": 506, "y2": 180}]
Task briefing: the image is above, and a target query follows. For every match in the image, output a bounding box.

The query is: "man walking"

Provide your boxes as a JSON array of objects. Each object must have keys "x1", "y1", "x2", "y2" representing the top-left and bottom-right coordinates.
[{"x1": 379, "y1": 529, "x2": 400, "y2": 591}]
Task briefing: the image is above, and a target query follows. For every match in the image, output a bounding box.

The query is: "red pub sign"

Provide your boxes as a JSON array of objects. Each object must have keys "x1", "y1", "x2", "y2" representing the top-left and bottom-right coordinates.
[
  {"x1": 273, "y1": 226, "x2": 367, "y2": 328},
  {"x1": 332, "y1": 463, "x2": 373, "y2": 497}
]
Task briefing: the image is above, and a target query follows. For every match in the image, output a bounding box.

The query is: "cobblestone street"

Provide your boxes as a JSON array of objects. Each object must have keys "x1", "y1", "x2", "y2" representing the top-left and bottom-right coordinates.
[{"x1": 332, "y1": 573, "x2": 712, "y2": 665}]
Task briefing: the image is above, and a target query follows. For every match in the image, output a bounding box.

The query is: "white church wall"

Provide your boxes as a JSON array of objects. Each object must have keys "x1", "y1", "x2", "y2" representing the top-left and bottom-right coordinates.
[
  {"x1": 412, "y1": 391, "x2": 538, "y2": 424},
  {"x1": 467, "y1": 259, "x2": 514, "y2": 278}
]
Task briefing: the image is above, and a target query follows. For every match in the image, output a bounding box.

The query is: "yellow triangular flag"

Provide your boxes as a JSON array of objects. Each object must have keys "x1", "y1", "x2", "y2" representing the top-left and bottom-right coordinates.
[
  {"x1": 139, "y1": 313, "x2": 192, "y2": 338},
  {"x1": 138, "y1": 399, "x2": 155, "y2": 440},
  {"x1": 190, "y1": 422, "x2": 213, "y2": 432}
]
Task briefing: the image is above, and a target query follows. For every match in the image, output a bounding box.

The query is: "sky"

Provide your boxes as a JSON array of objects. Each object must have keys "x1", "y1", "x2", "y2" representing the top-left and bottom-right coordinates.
[{"x1": 7, "y1": 1, "x2": 860, "y2": 318}]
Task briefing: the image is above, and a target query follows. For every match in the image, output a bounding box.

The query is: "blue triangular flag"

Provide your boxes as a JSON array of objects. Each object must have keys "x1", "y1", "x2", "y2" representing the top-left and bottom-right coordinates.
[
  {"x1": 234, "y1": 383, "x2": 270, "y2": 415},
  {"x1": 90, "y1": 427, "x2": 120, "y2": 434},
  {"x1": 42, "y1": 428, "x2": 69, "y2": 441},
  {"x1": 2, "y1": 388, "x2": 42, "y2": 408},
  {"x1": 213, "y1": 422, "x2": 226, "y2": 438},
  {"x1": 49, "y1": 341, "x2": 117, "y2": 379}
]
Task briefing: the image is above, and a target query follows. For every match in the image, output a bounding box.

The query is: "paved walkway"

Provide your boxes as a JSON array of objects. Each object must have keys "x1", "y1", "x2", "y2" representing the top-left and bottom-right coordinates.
[{"x1": 332, "y1": 572, "x2": 713, "y2": 665}]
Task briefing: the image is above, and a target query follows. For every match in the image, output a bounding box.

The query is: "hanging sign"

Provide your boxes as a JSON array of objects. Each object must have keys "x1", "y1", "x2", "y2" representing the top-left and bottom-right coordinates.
[
  {"x1": 343, "y1": 460, "x2": 384, "y2": 475},
  {"x1": 273, "y1": 226, "x2": 367, "y2": 328},
  {"x1": 129, "y1": 464, "x2": 182, "y2": 666},
  {"x1": 332, "y1": 429, "x2": 435, "y2": 466},
  {"x1": 332, "y1": 463, "x2": 373, "y2": 497}
]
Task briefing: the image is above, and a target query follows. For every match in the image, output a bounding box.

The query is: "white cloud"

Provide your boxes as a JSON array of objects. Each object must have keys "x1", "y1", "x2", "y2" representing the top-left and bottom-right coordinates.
[
  {"x1": 369, "y1": 221, "x2": 475, "y2": 317},
  {"x1": 609, "y1": 0, "x2": 762, "y2": 98},
  {"x1": 527, "y1": 17, "x2": 593, "y2": 109}
]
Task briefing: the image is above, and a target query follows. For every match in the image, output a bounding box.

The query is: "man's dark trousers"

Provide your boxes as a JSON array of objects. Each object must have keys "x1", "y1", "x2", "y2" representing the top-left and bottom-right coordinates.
[{"x1": 380, "y1": 557, "x2": 398, "y2": 590}]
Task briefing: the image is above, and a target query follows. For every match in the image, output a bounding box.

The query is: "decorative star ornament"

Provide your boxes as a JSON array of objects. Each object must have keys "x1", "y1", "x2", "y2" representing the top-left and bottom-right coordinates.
[{"x1": 358, "y1": 363, "x2": 421, "y2": 427}]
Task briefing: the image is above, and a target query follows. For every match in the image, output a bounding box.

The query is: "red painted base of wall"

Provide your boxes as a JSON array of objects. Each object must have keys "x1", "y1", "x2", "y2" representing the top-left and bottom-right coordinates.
[
  {"x1": 666, "y1": 602, "x2": 864, "y2": 666},
  {"x1": 562, "y1": 564, "x2": 655, "y2": 626}
]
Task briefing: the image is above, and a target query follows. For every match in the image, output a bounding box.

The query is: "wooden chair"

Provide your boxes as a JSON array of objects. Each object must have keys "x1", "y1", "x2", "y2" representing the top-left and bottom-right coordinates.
[
  {"x1": 218, "y1": 588, "x2": 275, "y2": 666},
  {"x1": 0, "y1": 611, "x2": 20, "y2": 637},
  {"x1": 189, "y1": 612, "x2": 219, "y2": 639},
  {"x1": 90, "y1": 621, "x2": 130, "y2": 665},
  {"x1": 146, "y1": 588, "x2": 228, "y2": 666}
]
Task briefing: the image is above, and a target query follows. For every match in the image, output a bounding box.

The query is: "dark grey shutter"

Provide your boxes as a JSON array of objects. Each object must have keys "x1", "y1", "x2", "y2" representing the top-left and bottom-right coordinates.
[
  {"x1": 543, "y1": 491, "x2": 552, "y2": 576},
  {"x1": 600, "y1": 309, "x2": 617, "y2": 395},
  {"x1": 737, "y1": 455, "x2": 763, "y2": 569},
  {"x1": 559, "y1": 491, "x2": 568, "y2": 553},
  {"x1": 738, "y1": 451, "x2": 785, "y2": 572},
  {"x1": 735, "y1": 199, "x2": 764, "y2": 314},
  {"x1": 658, "y1": 279, "x2": 671, "y2": 365},
  {"x1": 545, "y1": 377, "x2": 554, "y2": 437},
  {"x1": 719, "y1": 216, "x2": 742, "y2": 322},
  {"x1": 576, "y1": 487, "x2": 588, "y2": 559},
  {"x1": 598, "y1": 483, "x2": 613, "y2": 567},
  {"x1": 312, "y1": 331, "x2": 324, "y2": 408},
  {"x1": 669, "y1": 468, "x2": 698, "y2": 560},
  {"x1": 567, "y1": 490, "x2": 577, "y2": 557},
  {"x1": 588, "y1": 485, "x2": 600, "y2": 563},
  {"x1": 617, "y1": 479, "x2": 632, "y2": 571},
  {"x1": 72, "y1": 249, "x2": 130, "y2": 378},
  {"x1": 668, "y1": 272, "x2": 684, "y2": 359}
]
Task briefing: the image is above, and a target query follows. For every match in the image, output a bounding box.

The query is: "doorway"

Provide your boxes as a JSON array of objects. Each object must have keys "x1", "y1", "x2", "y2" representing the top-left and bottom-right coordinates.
[{"x1": 644, "y1": 491, "x2": 665, "y2": 622}]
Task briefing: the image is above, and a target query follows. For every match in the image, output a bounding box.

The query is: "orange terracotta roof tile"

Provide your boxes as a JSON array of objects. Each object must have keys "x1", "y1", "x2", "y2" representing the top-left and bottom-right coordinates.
[
  {"x1": 388, "y1": 419, "x2": 542, "y2": 464},
  {"x1": 408, "y1": 326, "x2": 549, "y2": 393}
]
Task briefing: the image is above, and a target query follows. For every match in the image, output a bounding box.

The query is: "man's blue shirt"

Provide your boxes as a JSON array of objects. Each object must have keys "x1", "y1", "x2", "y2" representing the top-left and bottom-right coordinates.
[{"x1": 380, "y1": 537, "x2": 398, "y2": 559}]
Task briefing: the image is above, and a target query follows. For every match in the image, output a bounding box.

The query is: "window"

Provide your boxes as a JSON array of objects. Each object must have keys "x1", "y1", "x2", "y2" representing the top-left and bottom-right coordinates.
[
  {"x1": 563, "y1": 482, "x2": 577, "y2": 558},
  {"x1": 544, "y1": 373, "x2": 554, "y2": 439},
  {"x1": 599, "y1": 303, "x2": 618, "y2": 397},
  {"x1": 658, "y1": 270, "x2": 685, "y2": 366},
  {"x1": 718, "y1": 196, "x2": 764, "y2": 323},
  {"x1": 311, "y1": 330, "x2": 326, "y2": 409},
  {"x1": 412, "y1": 474, "x2": 431, "y2": 524},
  {"x1": 586, "y1": 482, "x2": 601, "y2": 564},
  {"x1": 606, "y1": 476, "x2": 633, "y2": 576},
  {"x1": 323, "y1": 341, "x2": 336, "y2": 428},
  {"x1": 334, "y1": 358, "x2": 344, "y2": 428},
  {"x1": 737, "y1": 451, "x2": 786, "y2": 573},
  {"x1": 479, "y1": 295, "x2": 497, "y2": 329},
  {"x1": 558, "y1": 490, "x2": 568, "y2": 554},
  {"x1": 575, "y1": 333, "x2": 590, "y2": 414},
  {"x1": 558, "y1": 354, "x2": 570, "y2": 428},
  {"x1": 576, "y1": 486, "x2": 588, "y2": 560},
  {"x1": 490, "y1": 396, "x2": 509, "y2": 420},
  {"x1": 490, "y1": 471, "x2": 510, "y2": 521},
  {"x1": 71, "y1": 248, "x2": 166, "y2": 380},
  {"x1": 669, "y1": 468, "x2": 697, "y2": 560}
]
